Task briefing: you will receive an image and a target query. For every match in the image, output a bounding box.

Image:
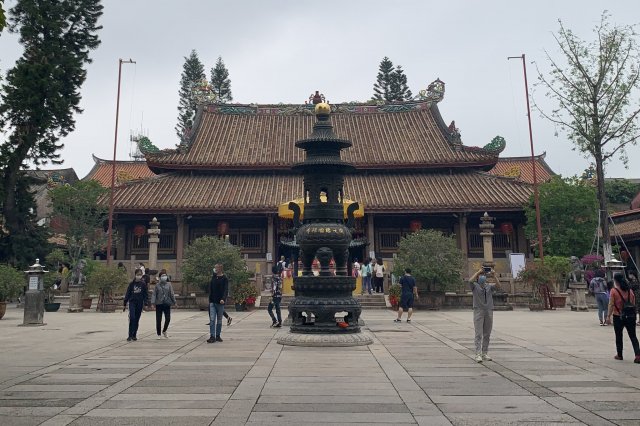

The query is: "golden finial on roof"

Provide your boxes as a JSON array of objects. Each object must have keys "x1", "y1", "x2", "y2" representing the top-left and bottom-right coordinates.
[{"x1": 315, "y1": 102, "x2": 331, "y2": 115}]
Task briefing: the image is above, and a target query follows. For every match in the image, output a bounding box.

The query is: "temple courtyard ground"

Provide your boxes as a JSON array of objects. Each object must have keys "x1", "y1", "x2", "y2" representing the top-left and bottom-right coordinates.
[{"x1": 1, "y1": 305, "x2": 639, "y2": 426}]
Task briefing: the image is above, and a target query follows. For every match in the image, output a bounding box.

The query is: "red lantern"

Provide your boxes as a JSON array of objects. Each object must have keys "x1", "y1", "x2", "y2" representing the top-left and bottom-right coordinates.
[
  {"x1": 133, "y1": 224, "x2": 146, "y2": 237},
  {"x1": 500, "y1": 222, "x2": 514, "y2": 235},
  {"x1": 409, "y1": 220, "x2": 422, "y2": 232},
  {"x1": 217, "y1": 221, "x2": 229, "y2": 235}
]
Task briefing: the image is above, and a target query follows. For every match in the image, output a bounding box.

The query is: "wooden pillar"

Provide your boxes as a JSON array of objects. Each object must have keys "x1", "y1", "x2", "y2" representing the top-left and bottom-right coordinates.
[
  {"x1": 115, "y1": 223, "x2": 126, "y2": 262},
  {"x1": 367, "y1": 214, "x2": 375, "y2": 259},
  {"x1": 516, "y1": 223, "x2": 527, "y2": 254},
  {"x1": 458, "y1": 214, "x2": 468, "y2": 260},
  {"x1": 175, "y1": 214, "x2": 184, "y2": 281},
  {"x1": 267, "y1": 215, "x2": 275, "y2": 275}
]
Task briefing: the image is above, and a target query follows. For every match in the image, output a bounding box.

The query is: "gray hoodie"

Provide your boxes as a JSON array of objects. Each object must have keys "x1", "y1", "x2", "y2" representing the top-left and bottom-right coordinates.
[{"x1": 151, "y1": 281, "x2": 176, "y2": 306}]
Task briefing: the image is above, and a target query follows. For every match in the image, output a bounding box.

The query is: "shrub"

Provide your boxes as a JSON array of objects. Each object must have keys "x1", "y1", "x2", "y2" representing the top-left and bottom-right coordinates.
[
  {"x1": 231, "y1": 280, "x2": 258, "y2": 305},
  {"x1": 393, "y1": 229, "x2": 464, "y2": 292},
  {"x1": 182, "y1": 236, "x2": 251, "y2": 294},
  {"x1": 388, "y1": 284, "x2": 401, "y2": 306},
  {"x1": 0, "y1": 264, "x2": 24, "y2": 302},
  {"x1": 517, "y1": 259, "x2": 554, "y2": 303},
  {"x1": 85, "y1": 264, "x2": 129, "y2": 299}
]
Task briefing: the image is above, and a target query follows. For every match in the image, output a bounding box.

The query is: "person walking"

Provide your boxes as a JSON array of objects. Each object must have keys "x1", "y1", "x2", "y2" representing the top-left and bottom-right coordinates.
[
  {"x1": 373, "y1": 258, "x2": 385, "y2": 294},
  {"x1": 268, "y1": 265, "x2": 283, "y2": 327},
  {"x1": 606, "y1": 273, "x2": 640, "y2": 363},
  {"x1": 469, "y1": 267, "x2": 497, "y2": 363},
  {"x1": 207, "y1": 264, "x2": 229, "y2": 343},
  {"x1": 629, "y1": 272, "x2": 640, "y2": 326},
  {"x1": 361, "y1": 258, "x2": 372, "y2": 295},
  {"x1": 151, "y1": 269, "x2": 176, "y2": 339},
  {"x1": 123, "y1": 268, "x2": 149, "y2": 342},
  {"x1": 589, "y1": 269, "x2": 609, "y2": 326},
  {"x1": 394, "y1": 268, "x2": 418, "y2": 323}
]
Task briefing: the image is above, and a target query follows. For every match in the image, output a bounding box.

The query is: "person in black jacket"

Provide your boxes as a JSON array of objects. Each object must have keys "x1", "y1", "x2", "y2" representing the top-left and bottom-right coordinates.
[
  {"x1": 123, "y1": 268, "x2": 149, "y2": 342},
  {"x1": 208, "y1": 264, "x2": 229, "y2": 343}
]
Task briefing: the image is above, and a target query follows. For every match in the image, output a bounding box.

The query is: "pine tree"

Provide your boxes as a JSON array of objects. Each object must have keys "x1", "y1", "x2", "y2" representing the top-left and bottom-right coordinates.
[
  {"x1": 391, "y1": 65, "x2": 412, "y2": 101},
  {"x1": 176, "y1": 50, "x2": 205, "y2": 141},
  {"x1": 210, "y1": 56, "x2": 233, "y2": 103},
  {"x1": 372, "y1": 57, "x2": 395, "y2": 101},
  {"x1": 0, "y1": 0, "x2": 102, "y2": 266}
]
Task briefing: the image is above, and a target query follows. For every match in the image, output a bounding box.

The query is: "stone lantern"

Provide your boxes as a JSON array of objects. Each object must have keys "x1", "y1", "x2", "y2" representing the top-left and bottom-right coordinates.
[
  {"x1": 277, "y1": 102, "x2": 372, "y2": 346},
  {"x1": 22, "y1": 259, "x2": 48, "y2": 326}
]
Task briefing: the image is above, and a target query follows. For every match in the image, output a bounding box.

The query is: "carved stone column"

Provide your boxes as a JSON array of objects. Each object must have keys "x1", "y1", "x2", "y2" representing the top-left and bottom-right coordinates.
[{"x1": 148, "y1": 217, "x2": 160, "y2": 279}]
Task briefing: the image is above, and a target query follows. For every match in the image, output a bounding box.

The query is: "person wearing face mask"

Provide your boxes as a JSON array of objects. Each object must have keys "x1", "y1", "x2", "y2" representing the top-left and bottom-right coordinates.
[
  {"x1": 469, "y1": 267, "x2": 497, "y2": 363},
  {"x1": 151, "y1": 269, "x2": 176, "y2": 339},
  {"x1": 123, "y1": 268, "x2": 149, "y2": 342},
  {"x1": 207, "y1": 263, "x2": 229, "y2": 343}
]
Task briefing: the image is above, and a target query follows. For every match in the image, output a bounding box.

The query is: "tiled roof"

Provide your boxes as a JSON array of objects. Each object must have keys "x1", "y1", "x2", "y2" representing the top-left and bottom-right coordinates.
[
  {"x1": 110, "y1": 172, "x2": 532, "y2": 214},
  {"x1": 610, "y1": 209, "x2": 640, "y2": 241},
  {"x1": 145, "y1": 102, "x2": 500, "y2": 172},
  {"x1": 489, "y1": 153, "x2": 554, "y2": 184},
  {"x1": 84, "y1": 155, "x2": 155, "y2": 187}
]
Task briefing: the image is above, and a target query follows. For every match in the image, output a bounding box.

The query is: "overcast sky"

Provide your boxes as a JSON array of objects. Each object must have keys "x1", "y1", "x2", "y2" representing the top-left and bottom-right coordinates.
[{"x1": 1, "y1": 0, "x2": 639, "y2": 179}]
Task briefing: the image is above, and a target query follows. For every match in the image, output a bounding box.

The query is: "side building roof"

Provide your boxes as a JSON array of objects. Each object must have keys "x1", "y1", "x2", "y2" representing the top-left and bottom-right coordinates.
[
  {"x1": 487, "y1": 153, "x2": 555, "y2": 184},
  {"x1": 83, "y1": 155, "x2": 156, "y2": 186}
]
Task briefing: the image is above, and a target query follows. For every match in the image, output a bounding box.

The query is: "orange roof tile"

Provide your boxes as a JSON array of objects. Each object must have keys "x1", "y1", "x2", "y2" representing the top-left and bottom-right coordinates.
[
  {"x1": 84, "y1": 155, "x2": 155, "y2": 187},
  {"x1": 145, "y1": 102, "x2": 500, "y2": 172},
  {"x1": 489, "y1": 154, "x2": 554, "y2": 184},
  {"x1": 109, "y1": 172, "x2": 532, "y2": 214}
]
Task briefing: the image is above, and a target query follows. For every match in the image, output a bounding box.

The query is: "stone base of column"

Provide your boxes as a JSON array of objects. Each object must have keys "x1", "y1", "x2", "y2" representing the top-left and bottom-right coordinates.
[
  {"x1": 68, "y1": 286, "x2": 84, "y2": 313},
  {"x1": 568, "y1": 283, "x2": 588, "y2": 311},
  {"x1": 21, "y1": 291, "x2": 45, "y2": 327},
  {"x1": 277, "y1": 331, "x2": 373, "y2": 347}
]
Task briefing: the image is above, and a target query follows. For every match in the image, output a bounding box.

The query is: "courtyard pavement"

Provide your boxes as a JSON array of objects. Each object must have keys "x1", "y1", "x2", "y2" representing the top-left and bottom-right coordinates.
[{"x1": 1, "y1": 305, "x2": 640, "y2": 426}]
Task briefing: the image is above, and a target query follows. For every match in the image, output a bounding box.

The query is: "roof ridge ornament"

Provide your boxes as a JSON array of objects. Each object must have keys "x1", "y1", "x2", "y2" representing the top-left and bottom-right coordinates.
[{"x1": 416, "y1": 78, "x2": 445, "y2": 103}]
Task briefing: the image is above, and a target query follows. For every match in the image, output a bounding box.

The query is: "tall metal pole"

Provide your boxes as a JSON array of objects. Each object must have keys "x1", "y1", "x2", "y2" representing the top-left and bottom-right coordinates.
[
  {"x1": 106, "y1": 58, "x2": 135, "y2": 266},
  {"x1": 508, "y1": 54, "x2": 544, "y2": 261}
]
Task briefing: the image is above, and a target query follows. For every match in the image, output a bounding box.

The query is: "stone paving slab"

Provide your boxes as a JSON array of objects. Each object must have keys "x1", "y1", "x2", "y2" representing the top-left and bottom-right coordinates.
[{"x1": 2, "y1": 307, "x2": 640, "y2": 425}]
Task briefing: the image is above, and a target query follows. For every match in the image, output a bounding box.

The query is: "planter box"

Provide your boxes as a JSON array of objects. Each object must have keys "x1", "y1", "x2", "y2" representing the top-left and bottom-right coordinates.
[
  {"x1": 81, "y1": 298, "x2": 93, "y2": 310},
  {"x1": 235, "y1": 303, "x2": 247, "y2": 312},
  {"x1": 529, "y1": 303, "x2": 544, "y2": 311},
  {"x1": 551, "y1": 294, "x2": 568, "y2": 308},
  {"x1": 175, "y1": 295, "x2": 197, "y2": 309},
  {"x1": 196, "y1": 295, "x2": 209, "y2": 311},
  {"x1": 98, "y1": 302, "x2": 118, "y2": 313},
  {"x1": 0, "y1": 301, "x2": 7, "y2": 319}
]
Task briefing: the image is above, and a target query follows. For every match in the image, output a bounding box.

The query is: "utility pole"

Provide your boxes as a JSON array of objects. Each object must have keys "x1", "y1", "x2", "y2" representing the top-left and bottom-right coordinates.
[
  {"x1": 106, "y1": 58, "x2": 136, "y2": 266},
  {"x1": 508, "y1": 54, "x2": 544, "y2": 262}
]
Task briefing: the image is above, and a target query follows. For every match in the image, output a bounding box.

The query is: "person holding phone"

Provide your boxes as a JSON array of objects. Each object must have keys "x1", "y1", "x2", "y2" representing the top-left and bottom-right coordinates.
[{"x1": 469, "y1": 267, "x2": 498, "y2": 362}]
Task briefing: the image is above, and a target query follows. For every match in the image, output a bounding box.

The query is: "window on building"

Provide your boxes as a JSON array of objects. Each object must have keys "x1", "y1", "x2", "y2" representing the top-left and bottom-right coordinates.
[
  {"x1": 130, "y1": 230, "x2": 176, "y2": 254},
  {"x1": 468, "y1": 230, "x2": 512, "y2": 253}
]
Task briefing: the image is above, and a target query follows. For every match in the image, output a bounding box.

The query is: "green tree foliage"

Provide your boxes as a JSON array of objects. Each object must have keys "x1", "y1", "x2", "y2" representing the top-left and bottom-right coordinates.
[
  {"x1": 209, "y1": 56, "x2": 232, "y2": 103},
  {"x1": 0, "y1": 0, "x2": 102, "y2": 266},
  {"x1": 175, "y1": 49, "x2": 205, "y2": 141},
  {"x1": 390, "y1": 65, "x2": 412, "y2": 101},
  {"x1": 372, "y1": 57, "x2": 413, "y2": 102},
  {"x1": 604, "y1": 179, "x2": 640, "y2": 204},
  {"x1": 393, "y1": 229, "x2": 464, "y2": 292},
  {"x1": 0, "y1": 264, "x2": 24, "y2": 302},
  {"x1": 536, "y1": 13, "x2": 640, "y2": 258},
  {"x1": 182, "y1": 236, "x2": 251, "y2": 295},
  {"x1": 0, "y1": 4, "x2": 6, "y2": 34},
  {"x1": 48, "y1": 180, "x2": 108, "y2": 265},
  {"x1": 525, "y1": 176, "x2": 598, "y2": 257},
  {"x1": 0, "y1": 173, "x2": 51, "y2": 268}
]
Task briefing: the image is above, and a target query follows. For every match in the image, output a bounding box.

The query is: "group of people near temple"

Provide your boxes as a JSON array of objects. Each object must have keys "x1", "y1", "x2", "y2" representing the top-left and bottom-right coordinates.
[{"x1": 352, "y1": 257, "x2": 385, "y2": 294}]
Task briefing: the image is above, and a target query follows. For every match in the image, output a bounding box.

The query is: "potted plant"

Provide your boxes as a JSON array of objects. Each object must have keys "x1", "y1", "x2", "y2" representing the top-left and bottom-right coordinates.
[
  {"x1": 231, "y1": 280, "x2": 259, "y2": 311},
  {"x1": 0, "y1": 265, "x2": 24, "y2": 320},
  {"x1": 544, "y1": 256, "x2": 571, "y2": 308},
  {"x1": 517, "y1": 260, "x2": 554, "y2": 311},
  {"x1": 182, "y1": 236, "x2": 252, "y2": 310},
  {"x1": 85, "y1": 264, "x2": 128, "y2": 312},
  {"x1": 393, "y1": 230, "x2": 464, "y2": 310},
  {"x1": 388, "y1": 284, "x2": 401, "y2": 310},
  {"x1": 43, "y1": 271, "x2": 61, "y2": 312}
]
